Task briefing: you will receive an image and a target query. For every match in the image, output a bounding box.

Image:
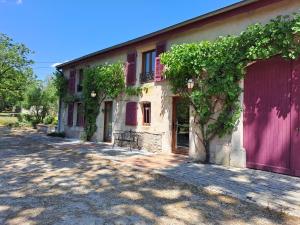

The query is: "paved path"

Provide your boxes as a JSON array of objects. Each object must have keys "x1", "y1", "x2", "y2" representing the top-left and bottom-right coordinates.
[
  {"x1": 0, "y1": 127, "x2": 299, "y2": 225},
  {"x1": 36, "y1": 132, "x2": 300, "y2": 217},
  {"x1": 64, "y1": 138, "x2": 300, "y2": 217}
]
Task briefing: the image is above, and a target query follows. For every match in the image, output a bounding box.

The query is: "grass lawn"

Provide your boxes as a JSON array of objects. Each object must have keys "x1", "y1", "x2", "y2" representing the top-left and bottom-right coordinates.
[{"x1": 0, "y1": 114, "x2": 18, "y2": 126}]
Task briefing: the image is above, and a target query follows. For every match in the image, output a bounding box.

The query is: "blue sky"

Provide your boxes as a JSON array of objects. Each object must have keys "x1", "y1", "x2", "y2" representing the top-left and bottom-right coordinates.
[{"x1": 0, "y1": 0, "x2": 240, "y2": 80}]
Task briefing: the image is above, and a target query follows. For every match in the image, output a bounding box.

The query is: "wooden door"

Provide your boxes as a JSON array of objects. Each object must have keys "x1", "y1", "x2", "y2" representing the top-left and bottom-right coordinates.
[
  {"x1": 172, "y1": 97, "x2": 189, "y2": 155},
  {"x1": 104, "y1": 101, "x2": 113, "y2": 142},
  {"x1": 244, "y1": 56, "x2": 292, "y2": 175}
]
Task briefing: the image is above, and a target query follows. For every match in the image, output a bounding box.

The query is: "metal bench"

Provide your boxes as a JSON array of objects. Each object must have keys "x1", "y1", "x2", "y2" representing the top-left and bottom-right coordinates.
[{"x1": 113, "y1": 129, "x2": 140, "y2": 150}]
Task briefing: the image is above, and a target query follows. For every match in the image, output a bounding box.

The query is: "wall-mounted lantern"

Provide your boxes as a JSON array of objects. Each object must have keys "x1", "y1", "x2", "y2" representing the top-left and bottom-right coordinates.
[
  {"x1": 91, "y1": 91, "x2": 97, "y2": 98},
  {"x1": 187, "y1": 79, "x2": 195, "y2": 90}
]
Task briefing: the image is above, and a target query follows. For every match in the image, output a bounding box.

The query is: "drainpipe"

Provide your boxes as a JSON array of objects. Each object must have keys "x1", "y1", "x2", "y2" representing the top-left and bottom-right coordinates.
[{"x1": 56, "y1": 69, "x2": 64, "y2": 133}]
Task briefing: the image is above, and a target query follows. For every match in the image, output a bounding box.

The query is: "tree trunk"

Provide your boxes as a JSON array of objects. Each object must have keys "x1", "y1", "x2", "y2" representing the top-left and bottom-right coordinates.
[{"x1": 204, "y1": 140, "x2": 210, "y2": 164}]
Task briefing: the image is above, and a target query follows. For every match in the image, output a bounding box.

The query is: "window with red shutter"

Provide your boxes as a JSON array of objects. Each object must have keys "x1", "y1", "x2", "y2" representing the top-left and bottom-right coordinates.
[
  {"x1": 68, "y1": 70, "x2": 76, "y2": 94},
  {"x1": 155, "y1": 42, "x2": 166, "y2": 82},
  {"x1": 67, "y1": 103, "x2": 74, "y2": 127},
  {"x1": 126, "y1": 52, "x2": 137, "y2": 86},
  {"x1": 141, "y1": 49, "x2": 156, "y2": 83},
  {"x1": 125, "y1": 102, "x2": 137, "y2": 126}
]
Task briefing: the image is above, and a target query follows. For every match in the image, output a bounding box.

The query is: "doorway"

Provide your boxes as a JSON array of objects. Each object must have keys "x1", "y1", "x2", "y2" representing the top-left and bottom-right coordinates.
[
  {"x1": 172, "y1": 97, "x2": 189, "y2": 155},
  {"x1": 244, "y1": 56, "x2": 300, "y2": 177},
  {"x1": 104, "y1": 101, "x2": 113, "y2": 142}
]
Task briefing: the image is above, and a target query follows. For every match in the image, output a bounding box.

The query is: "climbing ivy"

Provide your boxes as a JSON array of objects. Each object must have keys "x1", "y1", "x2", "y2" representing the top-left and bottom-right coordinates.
[
  {"x1": 82, "y1": 62, "x2": 125, "y2": 140},
  {"x1": 161, "y1": 14, "x2": 300, "y2": 163},
  {"x1": 52, "y1": 70, "x2": 68, "y2": 99}
]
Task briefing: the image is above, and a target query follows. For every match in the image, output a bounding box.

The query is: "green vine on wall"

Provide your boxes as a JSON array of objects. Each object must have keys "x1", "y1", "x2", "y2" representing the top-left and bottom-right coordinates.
[
  {"x1": 82, "y1": 62, "x2": 125, "y2": 140},
  {"x1": 161, "y1": 14, "x2": 300, "y2": 163},
  {"x1": 53, "y1": 71, "x2": 81, "y2": 105},
  {"x1": 53, "y1": 70, "x2": 68, "y2": 99}
]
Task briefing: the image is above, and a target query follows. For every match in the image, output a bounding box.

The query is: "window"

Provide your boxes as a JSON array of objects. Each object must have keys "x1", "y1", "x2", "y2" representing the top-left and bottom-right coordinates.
[
  {"x1": 142, "y1": 102, "x2": 151, "y2": 125},
  {"x1": 76, "y1": 102, "x2": 84, "y2": 127},
  {"x1": 77, "y1": 69, "x2": 84, "y2": 92},
  {"x1": 141, "y1": 50, "x2": 156, "y2": 83}
]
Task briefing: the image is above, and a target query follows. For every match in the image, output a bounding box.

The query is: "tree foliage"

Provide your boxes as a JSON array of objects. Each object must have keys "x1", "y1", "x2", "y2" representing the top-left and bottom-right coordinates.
[
  {"x1": 83, "y1": 62, "x2": 125, "y2": 140},
  {"x1": 52, "y1": 70, "x2": 68, "y2": 98},
  {"x1": 0, "y1": 33, "x2": 34, "y2": 110},
  {"x1": 23, "y1": 78, "x2": 58, "y2": 126},
  {"x1": 161, "y1": 14, "x2": 300, "y2": 162}
]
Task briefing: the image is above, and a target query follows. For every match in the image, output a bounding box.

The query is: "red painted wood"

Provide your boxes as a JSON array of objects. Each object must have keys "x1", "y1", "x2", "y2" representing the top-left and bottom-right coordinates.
[
  {"x1": 155, "y1": 42, "x2": 166, "y2": 82},
  {"x1": 126, "y1": 52, "x2": 136, "y2": 86},
  {"x1": 67, "y1": 103, "x2": 74, "y2": 127},
  {"x1": 244, "y1": 57, "x2": 292, "y2": 175},
  {"x1": 154, "y1": 57, "x2": 164, "y2": 82},
  {"x1": 291, "y1": 59, "x2": 300, "y2": 176},
  {"x1": 68, "y1": 70, "x2": 76, "y2": 94},
  {"x1": 125, "y1": 102, "x2": 137, "y2": 126}
]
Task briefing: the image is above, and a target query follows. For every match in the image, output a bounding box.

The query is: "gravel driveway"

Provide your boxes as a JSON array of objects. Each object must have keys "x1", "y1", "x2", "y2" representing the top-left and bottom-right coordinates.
[{"x1": 0, "y1": 127, "x2": 299, "y2": 225}]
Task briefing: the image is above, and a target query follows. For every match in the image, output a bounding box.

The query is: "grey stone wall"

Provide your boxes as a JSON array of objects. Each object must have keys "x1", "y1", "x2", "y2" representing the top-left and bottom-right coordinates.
[
  {"x1": 113, "y1": 131, "x2": 163, "y2": 152},
  {"x1": 138, "y1": 132, "x2": 162, "y2": 153}
]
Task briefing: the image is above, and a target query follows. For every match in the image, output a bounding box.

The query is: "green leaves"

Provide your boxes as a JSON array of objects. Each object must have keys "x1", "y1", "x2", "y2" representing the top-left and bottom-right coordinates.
[
  {"x1": 82, "y1": 62, "x2": 125, "y2": 140},
  {"x1": 161, "y1": 13, "x2": 300, "y2": 152},
  {"x1": 0, "y1": 33, "x2": 34, "y2": 109}
]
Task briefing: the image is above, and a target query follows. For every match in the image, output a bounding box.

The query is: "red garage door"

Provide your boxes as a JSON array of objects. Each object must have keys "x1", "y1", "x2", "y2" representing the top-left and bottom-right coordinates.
[{"x1": 244, "y1": 56, "x2": 300, "y2": 177}]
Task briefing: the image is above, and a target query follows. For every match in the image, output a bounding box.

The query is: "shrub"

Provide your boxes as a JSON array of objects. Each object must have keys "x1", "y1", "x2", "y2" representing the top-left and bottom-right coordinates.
[
  {"x1": 47, "y1": 132, "x2": 65, "y2": 138},
  {"x1": 43, "y1": 115, "x2": 54, "y2": 125}
]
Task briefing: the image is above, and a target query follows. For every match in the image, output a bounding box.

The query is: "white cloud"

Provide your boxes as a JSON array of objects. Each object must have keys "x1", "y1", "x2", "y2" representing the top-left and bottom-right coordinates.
[
  {"x1": 16, "y1": 0, "x2": 22, "y2": 5},
  {"x1": 51, "y1": 62, "x2": 62, "y2": 68}
]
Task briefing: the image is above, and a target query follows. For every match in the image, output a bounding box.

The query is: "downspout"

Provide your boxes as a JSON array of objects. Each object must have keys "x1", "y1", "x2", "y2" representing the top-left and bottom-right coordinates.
[{"x1": 56, "y1": 69, "x2": 64, "y2": 133}]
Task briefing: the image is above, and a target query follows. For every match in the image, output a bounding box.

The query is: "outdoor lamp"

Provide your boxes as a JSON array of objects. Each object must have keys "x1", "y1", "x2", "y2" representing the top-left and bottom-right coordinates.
[
  {"x1": 294, "y1": 33, "x2": 300, "y2": 44},
  {"x1": 187, "y1": 79, "x2": 195, "y2": 90},
  {"x1": 91, "y1": 91, "x2": 97, "y2": 98}
]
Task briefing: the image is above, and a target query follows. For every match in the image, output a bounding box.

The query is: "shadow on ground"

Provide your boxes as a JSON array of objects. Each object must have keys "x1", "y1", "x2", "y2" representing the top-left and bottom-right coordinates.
[{"x1": 0, "y1": 126, "x2": 299, "y2": 225}]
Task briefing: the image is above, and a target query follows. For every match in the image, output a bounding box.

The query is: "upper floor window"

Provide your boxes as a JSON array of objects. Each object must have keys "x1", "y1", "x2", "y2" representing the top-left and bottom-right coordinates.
[
  {"x1": 77, "y1": 69, "x2": 84, "y2": 92},
  {"x1": 141, "y1": 50, "x2": 156, "y2": 83}
]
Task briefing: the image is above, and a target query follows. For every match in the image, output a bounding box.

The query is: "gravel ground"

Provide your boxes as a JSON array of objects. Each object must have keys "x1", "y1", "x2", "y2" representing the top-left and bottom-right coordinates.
[{"x1": 0, "y1": 126, "x2": 299, "y2": 225}]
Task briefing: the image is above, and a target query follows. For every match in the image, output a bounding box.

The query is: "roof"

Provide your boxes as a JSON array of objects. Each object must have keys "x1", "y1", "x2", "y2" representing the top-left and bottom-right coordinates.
[{"x1": 56, "y1": 0, "x2": 282, "y2": 69}]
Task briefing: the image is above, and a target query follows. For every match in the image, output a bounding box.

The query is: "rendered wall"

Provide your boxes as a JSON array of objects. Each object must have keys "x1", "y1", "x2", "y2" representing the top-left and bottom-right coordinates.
[{"x1": 60, "y1": 0, "x2": 300, "y2": 167}]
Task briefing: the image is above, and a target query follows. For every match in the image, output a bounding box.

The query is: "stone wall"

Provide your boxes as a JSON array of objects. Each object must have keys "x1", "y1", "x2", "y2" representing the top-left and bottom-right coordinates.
[
  {"x1": 113, "y1": 131, "x2": 163, "y2": 152},
  {"x1": 138, "y1": 132, "x2": 163, "y2": 153}
]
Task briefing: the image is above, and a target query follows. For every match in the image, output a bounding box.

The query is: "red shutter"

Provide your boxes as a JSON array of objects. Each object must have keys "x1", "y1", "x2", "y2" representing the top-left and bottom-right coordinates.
[
  {"x1": 155, "y1": 57, "x2": 164, "y2": 82},
  {"x1": 125, "y1": 102, "x2": 137, "y2": 126},
  {"x1": 126, "y1": 52, "x2": 136, "y2": 86},
  {"x1": 155, "y1": 42, "x2": 166, "y2": 82},
  {"x1": 68, "y1": 70, "x2": 76, "y2": 94},
  {"x1": 67, "y1": 103, "x2": 74, "y2": 127}
]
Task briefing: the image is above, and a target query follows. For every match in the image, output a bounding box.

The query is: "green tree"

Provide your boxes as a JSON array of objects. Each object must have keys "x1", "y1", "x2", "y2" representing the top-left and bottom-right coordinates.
[
  {"x1": 23, "y1": 78, "x2": 58, "y2": 126},
  {"x1": 0, "y1": 33, "x2": 34, "y2": 110}
]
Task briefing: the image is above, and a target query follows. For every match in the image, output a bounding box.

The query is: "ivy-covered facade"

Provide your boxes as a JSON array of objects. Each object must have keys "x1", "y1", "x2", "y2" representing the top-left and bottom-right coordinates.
[{"x1": 56, "y1": 0, "x2": 300, "y2": 177}]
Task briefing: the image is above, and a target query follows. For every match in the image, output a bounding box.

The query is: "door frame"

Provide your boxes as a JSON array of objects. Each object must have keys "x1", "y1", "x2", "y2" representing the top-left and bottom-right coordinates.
[
  {"x1": 172, "y1": 97, "x2": 189, "y2": 155},
  {"x1": 103, "y1": 101, "x2": 113, "y2": 142}
]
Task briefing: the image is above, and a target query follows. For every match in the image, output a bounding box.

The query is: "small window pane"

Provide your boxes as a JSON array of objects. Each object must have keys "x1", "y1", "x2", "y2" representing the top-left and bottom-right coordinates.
[
  {"x1": 151, "y1": 51, "x2": 156, "y2": 73},
  {"x1": 145, "y1": 53, "x2": 150, "y2": 73},
  {"x1": 143, "y1": 103, "x2": 151, "y2": 125}
]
